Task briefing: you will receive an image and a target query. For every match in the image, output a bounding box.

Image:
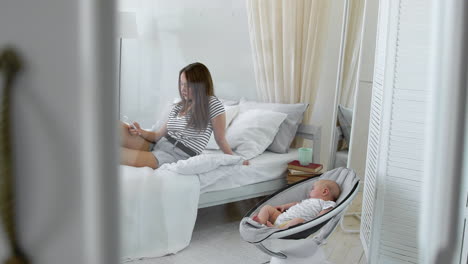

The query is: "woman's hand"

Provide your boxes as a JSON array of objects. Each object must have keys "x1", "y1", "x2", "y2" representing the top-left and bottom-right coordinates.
[
  {"x1": 122, "y1": 121, "x2": 165, "y2": 143},
  {"x1": 127, "y1": 121, "x2": 143, "y2": 136}
]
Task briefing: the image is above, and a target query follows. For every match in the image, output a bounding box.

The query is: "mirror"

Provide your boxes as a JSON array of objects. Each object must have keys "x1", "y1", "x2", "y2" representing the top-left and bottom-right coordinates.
[
  {"x1": 117, "y1": 0, "x2": 377, "y2": 261},
  {"x1": 329, "y1": 0, "x2": 377, "y2": 180},
  {"x1": 345, "y1": 0, "x2": 379, "y2": 179}
]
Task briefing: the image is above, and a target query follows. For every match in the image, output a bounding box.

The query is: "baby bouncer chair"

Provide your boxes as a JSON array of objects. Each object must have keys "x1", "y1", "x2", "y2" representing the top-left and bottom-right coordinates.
[{"x1": 239, "y1": 167, "x2": 360, "y2": 264}]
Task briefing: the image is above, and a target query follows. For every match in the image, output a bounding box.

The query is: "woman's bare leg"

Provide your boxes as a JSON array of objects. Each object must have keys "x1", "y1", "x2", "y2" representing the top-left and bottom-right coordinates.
[
  {"x1": 120, "y1": 122, "x2": 151, "y2": 150},
  {"x1": 121, "y1": 147, "x2": 158, "y2": 169}
]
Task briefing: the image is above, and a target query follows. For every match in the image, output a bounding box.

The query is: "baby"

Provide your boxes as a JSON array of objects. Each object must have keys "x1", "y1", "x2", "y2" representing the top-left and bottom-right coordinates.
[{"x1": 252, "y1": 179, "x2": 341, "y2": 229}]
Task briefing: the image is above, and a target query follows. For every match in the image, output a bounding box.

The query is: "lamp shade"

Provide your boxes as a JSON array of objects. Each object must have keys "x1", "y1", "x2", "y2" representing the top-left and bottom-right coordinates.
[{"x1": 118, "y1": 12, "x2": 138, "y2": 38}]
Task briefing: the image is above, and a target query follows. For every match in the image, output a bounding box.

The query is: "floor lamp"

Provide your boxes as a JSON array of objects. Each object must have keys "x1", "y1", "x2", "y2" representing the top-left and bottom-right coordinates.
[{"x1": 118, "y1": 12, "x2": 138, "y2": 117}]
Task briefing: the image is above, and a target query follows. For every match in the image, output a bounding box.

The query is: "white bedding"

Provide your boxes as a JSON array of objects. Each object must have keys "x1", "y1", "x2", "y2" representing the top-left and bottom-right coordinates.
[
  {"x1": 201, "y1": 149, "x2": 298, "y2": 193},
  {"x1": 120, "y1": 150, "x2": 298, "y2": 260}
]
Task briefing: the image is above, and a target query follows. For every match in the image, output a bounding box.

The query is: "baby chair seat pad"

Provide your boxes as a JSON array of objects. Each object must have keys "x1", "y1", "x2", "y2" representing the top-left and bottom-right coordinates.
[{"x1": 239, "y1": 167, "x2": 359, "y2": 243}]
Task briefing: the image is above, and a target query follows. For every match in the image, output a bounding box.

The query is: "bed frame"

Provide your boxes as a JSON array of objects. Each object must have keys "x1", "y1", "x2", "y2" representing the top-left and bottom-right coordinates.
[{"x1": 198, "y1": 124, "x2": 321, "y2": 208}]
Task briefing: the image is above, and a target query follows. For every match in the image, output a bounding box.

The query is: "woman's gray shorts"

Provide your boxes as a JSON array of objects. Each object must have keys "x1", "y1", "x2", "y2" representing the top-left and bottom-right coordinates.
[{"x1": 150, "y1": 137, "x2": 192, "y2": 166}]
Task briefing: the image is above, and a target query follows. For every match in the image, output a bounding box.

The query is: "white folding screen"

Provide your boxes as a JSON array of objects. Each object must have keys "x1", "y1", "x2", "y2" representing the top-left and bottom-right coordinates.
[
  {"x1": 359, "y1": 0, "x2": 388, "y2": 258},
  {"x1": 360, "y1": 0, "x2": 430, "y2": 262}
]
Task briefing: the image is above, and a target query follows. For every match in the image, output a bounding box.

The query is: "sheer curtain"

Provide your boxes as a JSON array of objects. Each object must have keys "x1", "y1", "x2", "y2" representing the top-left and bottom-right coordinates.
[
  {"x1": 246, "y1": 0, "x2": 365, "y2": 114},
  {"x1": 246, "y1": 0, "x2": 330, "y2": 124}
]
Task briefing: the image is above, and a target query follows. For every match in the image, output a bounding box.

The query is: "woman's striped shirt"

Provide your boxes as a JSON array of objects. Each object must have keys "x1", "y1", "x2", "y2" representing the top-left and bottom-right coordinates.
[{"x1": 166, "y1": 96, "x2": 225, "y2": 155}]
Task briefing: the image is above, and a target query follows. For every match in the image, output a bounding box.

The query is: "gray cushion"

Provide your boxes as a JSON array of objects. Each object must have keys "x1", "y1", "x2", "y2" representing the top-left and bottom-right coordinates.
[
  {"x1": 337, "y1": 105, "x2": 353, "y2": 145},
  {"x1": 239, "y1": 98, "x2": 308, "y2": 153}
]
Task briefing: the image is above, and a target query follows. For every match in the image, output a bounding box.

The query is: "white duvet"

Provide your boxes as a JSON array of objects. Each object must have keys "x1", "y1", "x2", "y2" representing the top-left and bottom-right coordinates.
[{"x1": 120, "y1": 153, "x2": 244, "y2": 259}]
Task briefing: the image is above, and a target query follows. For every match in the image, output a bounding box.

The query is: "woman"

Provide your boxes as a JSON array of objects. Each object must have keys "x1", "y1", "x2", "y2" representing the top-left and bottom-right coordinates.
[{"x1": 120, "y1": 62, "x2": 247, "y2": 169}]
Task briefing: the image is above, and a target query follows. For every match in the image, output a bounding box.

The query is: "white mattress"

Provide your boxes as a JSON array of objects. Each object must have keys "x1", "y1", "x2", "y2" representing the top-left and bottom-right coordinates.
[{"x1": 200, "y1": 149, "x2": 298, "y2": 193}]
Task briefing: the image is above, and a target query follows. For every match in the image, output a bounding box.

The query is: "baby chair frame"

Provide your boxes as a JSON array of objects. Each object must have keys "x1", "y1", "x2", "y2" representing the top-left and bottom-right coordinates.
[{"x1": 240, "y1": 167, "x2": 360, "y2": 260}]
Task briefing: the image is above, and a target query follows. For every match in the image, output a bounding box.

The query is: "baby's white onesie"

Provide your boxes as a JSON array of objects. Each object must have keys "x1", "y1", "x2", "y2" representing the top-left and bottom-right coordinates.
[{"x1": 275, "y1": 198, "x2": 336, "y2": 226}]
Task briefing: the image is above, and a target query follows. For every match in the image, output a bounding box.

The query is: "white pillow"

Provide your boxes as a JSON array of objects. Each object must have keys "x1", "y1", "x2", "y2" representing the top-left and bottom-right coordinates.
[
  {"x1": 239, "y1": 98, "x2": 308, "y2": 153},
  {"x1": 226, "y1": 109, "x2": 287, "y2": 159},
  {"x1": 205, "y1": 105, "x2": 240, "y2": 149},
  {"x1": 219, "y1": 98, "x2": 239, "y2": 106}
]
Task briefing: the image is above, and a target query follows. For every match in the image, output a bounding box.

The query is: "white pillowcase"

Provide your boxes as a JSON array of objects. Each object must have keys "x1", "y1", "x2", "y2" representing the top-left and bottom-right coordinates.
[
  {"x1": 205, "y1": 105, "x2": 240, "y2": 149},
  {"x1": 219, "y1": 98, "x2": 239, "y2": 106},
  {"x1": 226, "y1": 109, "x2": 287, "y2": 159},
  {"x1": 239, "y1": 98, "x2": 308, "y2": 153}
]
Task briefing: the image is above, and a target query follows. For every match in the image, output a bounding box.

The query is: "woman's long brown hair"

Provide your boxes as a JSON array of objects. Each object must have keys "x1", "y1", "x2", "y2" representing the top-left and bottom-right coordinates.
[{"x1": 178, "y1": 62, "x2": 214, "y2": 131}]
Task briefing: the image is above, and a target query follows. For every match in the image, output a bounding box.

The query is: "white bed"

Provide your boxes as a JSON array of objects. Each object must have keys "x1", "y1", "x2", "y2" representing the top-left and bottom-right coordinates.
[
  {"x1": 120, "y1": 98, "x2": 321, "y2": 259},
  {"x1": 198, "y1": 149, "x2": 298, "y2": 208},
  {"x1": 198, "y1": 124, "x2": 321, "y2": 208}
]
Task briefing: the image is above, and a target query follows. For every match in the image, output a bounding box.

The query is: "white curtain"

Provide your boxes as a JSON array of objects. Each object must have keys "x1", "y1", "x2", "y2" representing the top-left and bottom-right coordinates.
[
  {"x1": 246, "y1": 0, "x2": 331, "y2": 124},
  {"x1": 340, "y1": 0, "x2": 366, "y2": 108},
  {"x1": 246, "y1": 0, "x2": 365, "y2": 113}
]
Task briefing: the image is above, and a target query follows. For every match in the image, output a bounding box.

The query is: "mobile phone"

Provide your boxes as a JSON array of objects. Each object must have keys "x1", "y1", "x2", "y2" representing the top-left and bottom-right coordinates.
[
  {"x1": 122, "y1": 115, "x2": 137, "y2": 130},
  {"x1": 129, "y1": 121, "x2": 137, "y2": 130}
]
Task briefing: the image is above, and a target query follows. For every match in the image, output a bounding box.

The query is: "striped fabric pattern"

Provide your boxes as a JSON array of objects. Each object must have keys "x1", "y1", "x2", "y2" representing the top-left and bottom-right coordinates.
[{"x1": 167, "y1": 96, "x2": 225, "y2": 155}]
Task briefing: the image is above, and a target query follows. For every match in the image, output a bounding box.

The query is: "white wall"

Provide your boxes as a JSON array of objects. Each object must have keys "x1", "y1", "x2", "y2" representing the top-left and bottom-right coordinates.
[
  {"x1": 119, "y1": 0, "x2": 373, "y2": 170},
  {"x1": 119, "y1": 0, "x2": 257, "y2": 128},
  {"x1": 0, "y1": 1, "x2": 118, "y2": 263}
]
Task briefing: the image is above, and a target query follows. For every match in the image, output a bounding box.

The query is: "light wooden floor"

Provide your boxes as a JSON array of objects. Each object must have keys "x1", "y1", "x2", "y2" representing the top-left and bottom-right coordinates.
[{"x1": 322, "y1": 191, "x2": 366, "y2": 264}]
